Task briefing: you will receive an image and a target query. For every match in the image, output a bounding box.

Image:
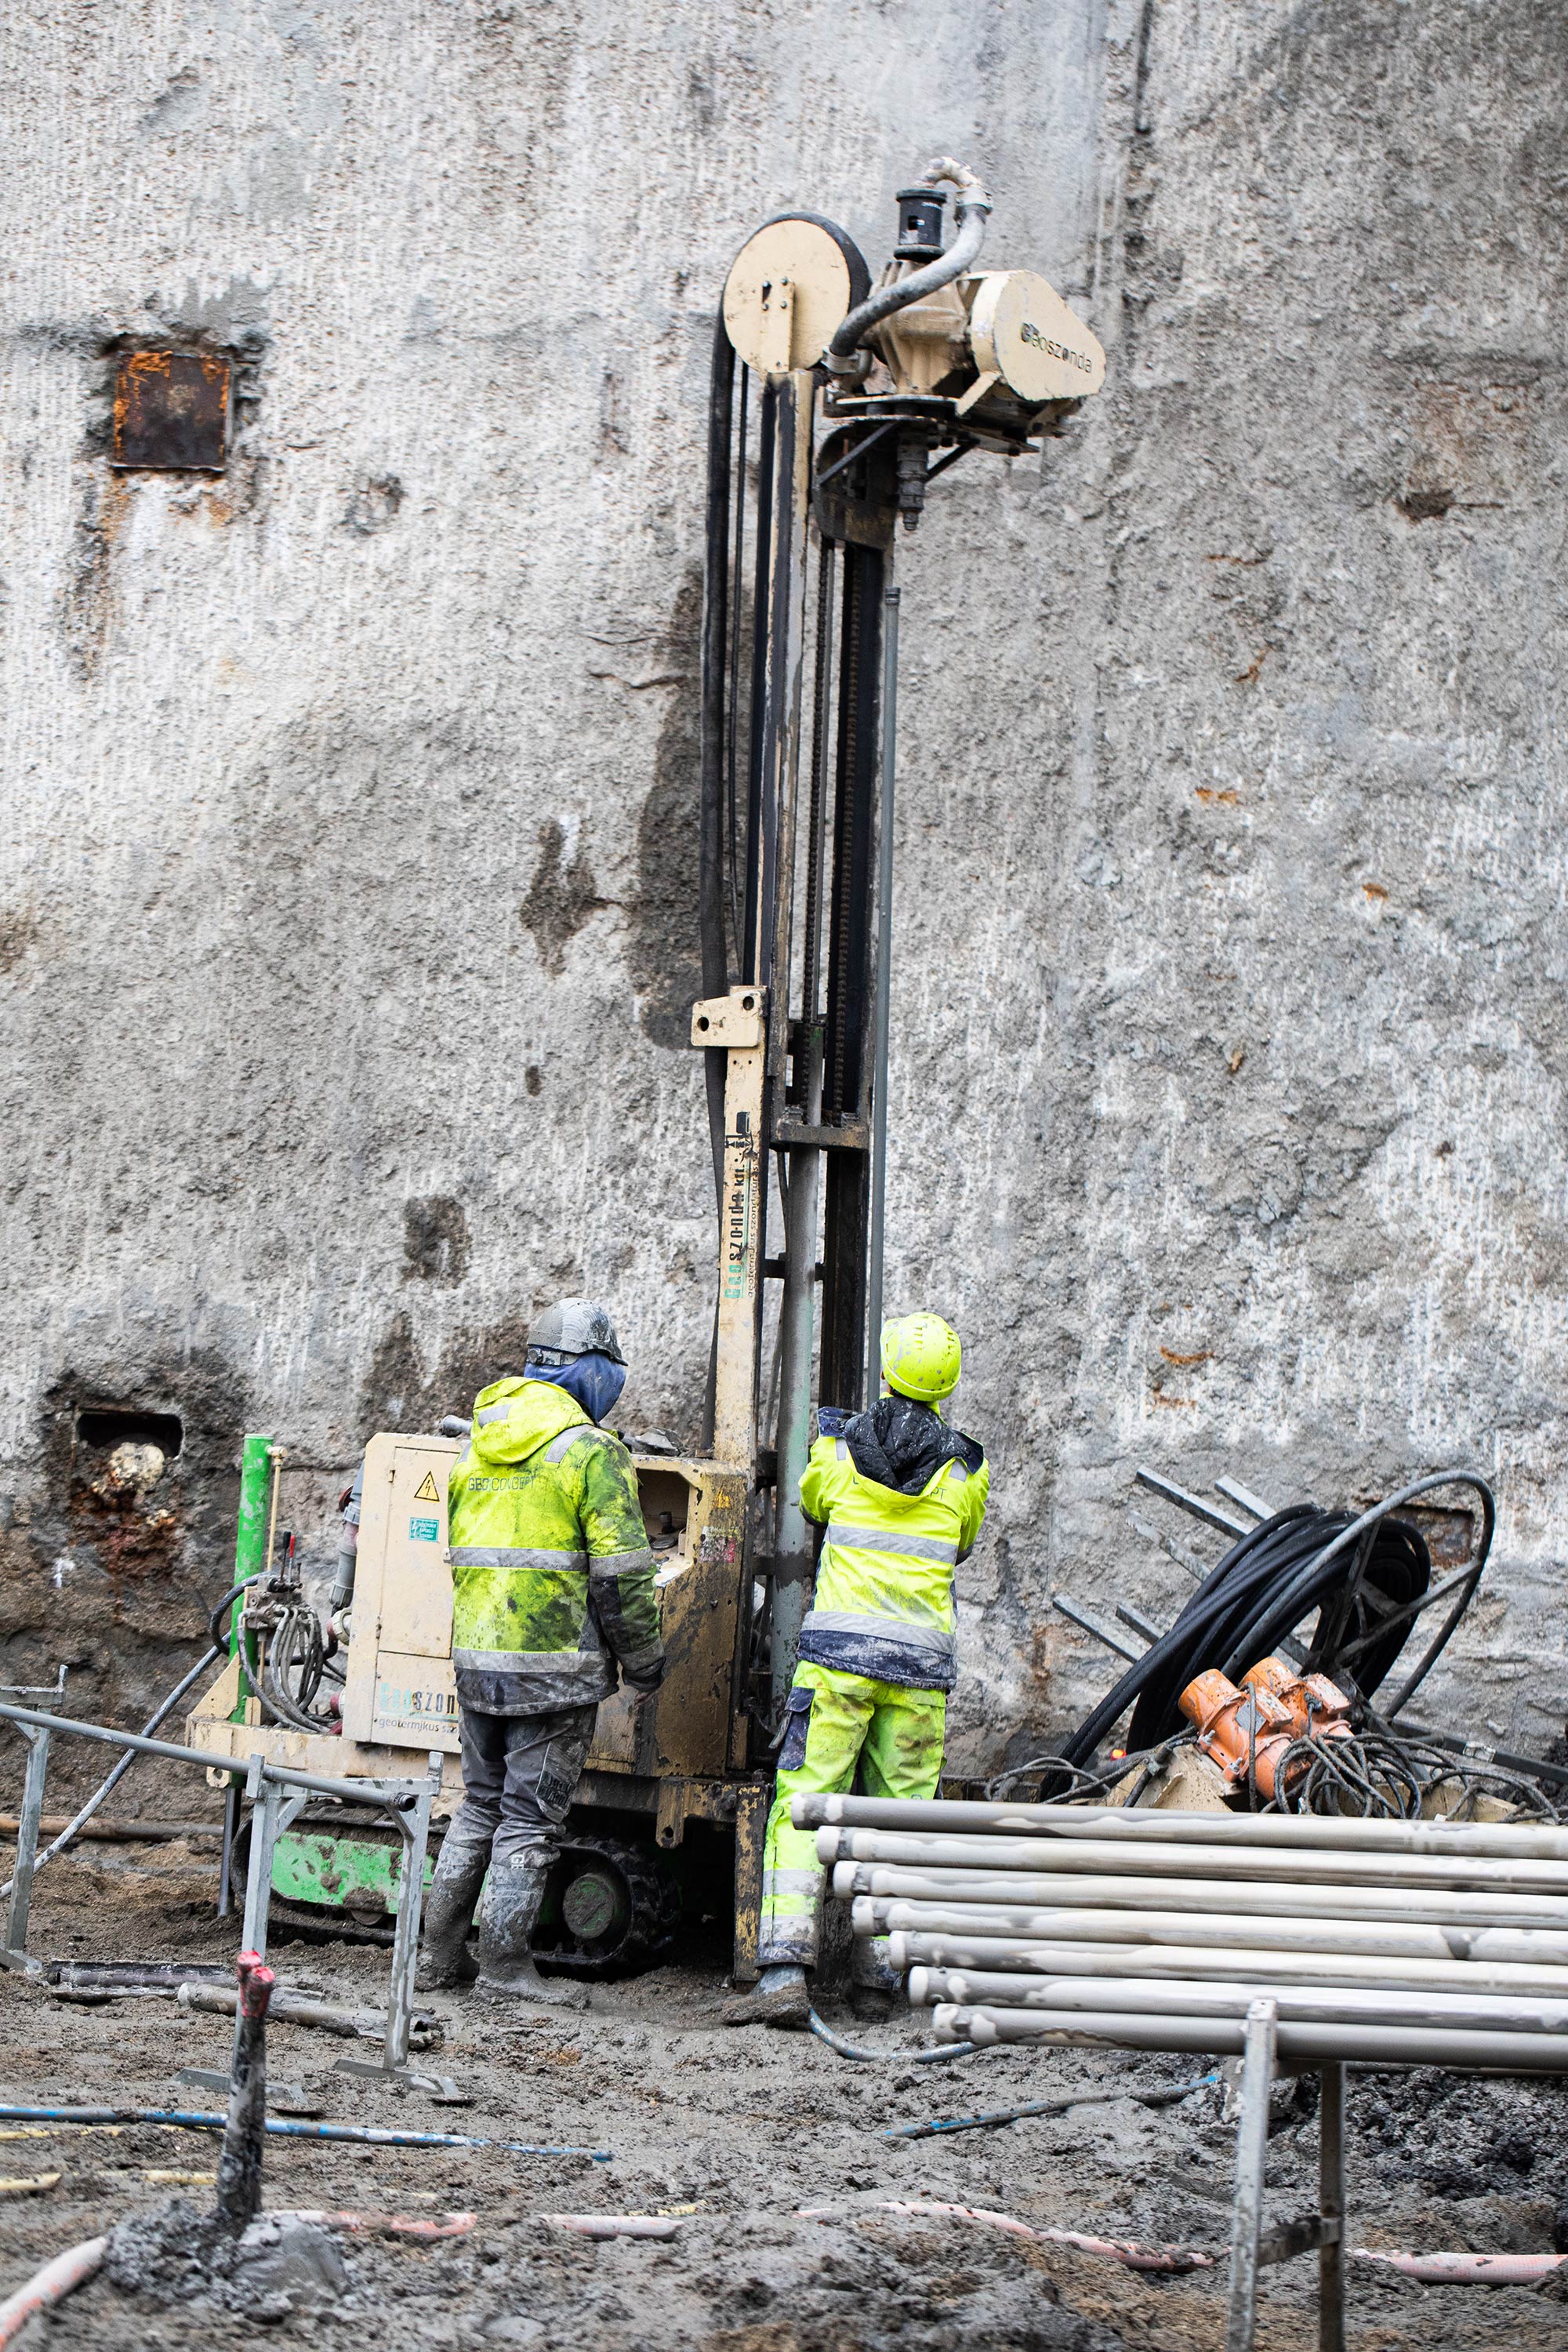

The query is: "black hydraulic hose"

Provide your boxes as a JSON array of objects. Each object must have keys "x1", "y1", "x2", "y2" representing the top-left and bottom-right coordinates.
[
  {"x1": 699, "y1": 307, "x2": 734, "y2": 1211},
  {"x1": 209, "y1": 1575, "x2": 252, "y2": 1647},
  {"x1": 1225, "y1": 1473, "x2": 1495, "y2": 1720},
  {"x1": 825, "y1": 157, "x2": 991, "y2": 365},
  {"x1": 1047, "y1": 1472, "x2": 1494, "y2": 1791}
]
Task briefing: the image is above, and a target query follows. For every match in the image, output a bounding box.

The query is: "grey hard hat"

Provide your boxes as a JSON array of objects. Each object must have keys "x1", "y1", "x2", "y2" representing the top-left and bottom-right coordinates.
[{"x1": 526, "y1": 1297, "x2": 626, "y2": 1367}]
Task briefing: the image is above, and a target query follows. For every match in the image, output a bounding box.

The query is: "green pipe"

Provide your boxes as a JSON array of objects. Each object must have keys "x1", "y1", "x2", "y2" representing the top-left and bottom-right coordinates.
[{"x1": 230, "y1": 1432, "x2": 275, "y2": 1717}]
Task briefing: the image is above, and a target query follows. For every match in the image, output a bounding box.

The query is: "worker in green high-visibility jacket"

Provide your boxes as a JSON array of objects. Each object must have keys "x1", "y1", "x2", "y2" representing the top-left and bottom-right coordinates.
[
  {"x1": 419, "y1": 1298, "x2": 664, "y2": 2006},
  {"x1": 726, "y1": 1312, "x2": 989, "y2": 2027}
]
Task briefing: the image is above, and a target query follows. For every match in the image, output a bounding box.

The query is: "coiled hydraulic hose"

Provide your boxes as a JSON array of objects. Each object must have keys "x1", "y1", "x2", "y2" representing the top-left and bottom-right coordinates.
[{"x1": 1046, "y1": 1473, "x2": 1494, "y2": 1794}]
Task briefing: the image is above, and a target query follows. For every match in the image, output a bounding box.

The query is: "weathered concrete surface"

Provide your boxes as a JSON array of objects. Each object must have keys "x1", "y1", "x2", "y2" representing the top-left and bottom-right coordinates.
[{"x1": 0, "y1": 0, "x2": 1563, "y2": 1768}]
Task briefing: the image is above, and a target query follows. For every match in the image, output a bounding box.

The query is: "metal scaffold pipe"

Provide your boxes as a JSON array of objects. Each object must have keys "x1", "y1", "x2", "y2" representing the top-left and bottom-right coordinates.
[
  {"x1": 829, "y1": 1859, "x2": 1568, "y2": 1930},
  {"x1": 884, "y1": 1929, "x2": 1568, "y2": 1999},
  {"x1": 795, "y1": 1793, "x2": 1568, "y2": 1862},
  {"x1": 907, "y1": 1965, "x2": 1568, "y2": 2036},
  {"x1": 814, "y1": 1826, "x2": 1568, "y2": 1896},
  {"x1": 933, "y1": 2003, "x2": 1568, "y2": 2073},
  {"x1": 849, "y1": 1896, "x2": 1568, "y2": 1967}
]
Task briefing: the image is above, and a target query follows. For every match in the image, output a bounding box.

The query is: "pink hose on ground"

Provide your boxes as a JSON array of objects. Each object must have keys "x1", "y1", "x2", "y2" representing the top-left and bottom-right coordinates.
[
  {"x1": 0, "y1": 2236, "x2": 108, "y2": 2345},
  {"x1": 543, "y1": 2214, "x2": 681, "y2": 2240},
  {"x1": 279, "y1": 2209, "x2": 476, "y2": 2239},
  {"x1": 1356, "y1": 2249, "x2": 1567, "y2": 2285},
  {"x1": 798, "y1": 2200, "x2": 1216, "y2": 2274}
]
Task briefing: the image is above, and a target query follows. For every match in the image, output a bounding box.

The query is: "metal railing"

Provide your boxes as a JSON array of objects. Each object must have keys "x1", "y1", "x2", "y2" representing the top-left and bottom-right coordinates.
[{"x1": 0, "y1": 1700, "x2": 440, "y2": 2082}]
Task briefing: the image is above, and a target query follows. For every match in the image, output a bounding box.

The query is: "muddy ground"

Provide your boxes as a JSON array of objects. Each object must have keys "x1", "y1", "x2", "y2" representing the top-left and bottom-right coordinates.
[{"x1": 3, "y1": 1838, "x2": 1568, "y2": 2349}]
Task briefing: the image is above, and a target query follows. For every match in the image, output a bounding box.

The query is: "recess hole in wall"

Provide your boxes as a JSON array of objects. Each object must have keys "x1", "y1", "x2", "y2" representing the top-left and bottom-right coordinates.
[
  {"x1": 112, "y1": 350, "x2": 230, "y2": 472},
  {"x1": 74, "y1": 1408, "x2": 184, "y2": 1458}
]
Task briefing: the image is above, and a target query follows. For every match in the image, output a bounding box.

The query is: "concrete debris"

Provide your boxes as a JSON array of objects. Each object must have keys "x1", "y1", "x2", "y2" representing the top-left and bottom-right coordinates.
[{"x1": 105, "y1": 2197, "x2": 347, "y2": 2318}]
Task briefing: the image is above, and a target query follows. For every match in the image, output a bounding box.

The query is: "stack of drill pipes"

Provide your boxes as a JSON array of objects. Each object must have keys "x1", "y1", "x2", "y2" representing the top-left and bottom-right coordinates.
[
  {"x1": 831, "y1": 1859, "x2": 1568, "y2": 1932},
  {"x1": 851, "y1": 1895, "x2": 1568, "y2": 1967},
  {"x1": 814, "y1": 1827, "x2": 1568, "y2": 1897},
  {"x1": 913, "y1": 1965, "x2": 1568, "y2": 2031},
  {"x1": 908, "y1": 1967, "x2": 1568, "y2": 2036},
  {"x1": 884, "y1": 1931, "x2": 1568, "y2": 1999},
  {"x1": 928, "y1": 2002, "x2": 1568, "y2": 2071},
  {"x1": 797, "y1": 1795, "x2": 1568, "y2": 1859}
]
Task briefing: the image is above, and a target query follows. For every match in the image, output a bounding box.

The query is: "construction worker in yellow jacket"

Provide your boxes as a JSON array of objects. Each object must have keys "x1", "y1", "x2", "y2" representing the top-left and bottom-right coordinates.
[
  {"x1": 728, "y1": 1312, "x2": 988, "y2": 2027},
  {"x1": 418, "y1": 1298, "x2": 663, "y2": 2006}
]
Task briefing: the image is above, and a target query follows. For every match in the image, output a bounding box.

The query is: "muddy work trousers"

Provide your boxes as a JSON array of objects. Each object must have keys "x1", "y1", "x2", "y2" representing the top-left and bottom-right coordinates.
[
  {"x1": 440, "y1": 1700, "x2": 598, "y2": 1881},
  {"x1": 758, "y1": 1663, "x2": 946, "y2": 1980}
]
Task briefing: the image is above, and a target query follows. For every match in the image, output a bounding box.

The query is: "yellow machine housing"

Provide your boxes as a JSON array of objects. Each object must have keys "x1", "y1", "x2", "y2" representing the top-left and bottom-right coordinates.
[{"x1": 189, "y1": 1431, "x2": 770, "y2": 1969}]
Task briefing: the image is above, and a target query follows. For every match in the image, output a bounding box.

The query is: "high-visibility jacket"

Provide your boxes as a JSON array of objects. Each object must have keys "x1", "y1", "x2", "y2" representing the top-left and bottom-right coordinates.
[
  {"x1": 446, "y1": 1376, "x2": 663, "y2": 1715},
  {"x1": 796, "y1": 1421, "x2": 989, "y2": 1692}
]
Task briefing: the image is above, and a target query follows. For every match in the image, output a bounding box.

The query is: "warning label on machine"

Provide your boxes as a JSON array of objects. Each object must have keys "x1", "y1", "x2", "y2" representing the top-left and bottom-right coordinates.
[
  {"x1": 408, "y1": 1515, "x2": 439, "y2": 1542},
  {"x1": 413, "y1": 1472, "x2": 441, "y2": 1501}
]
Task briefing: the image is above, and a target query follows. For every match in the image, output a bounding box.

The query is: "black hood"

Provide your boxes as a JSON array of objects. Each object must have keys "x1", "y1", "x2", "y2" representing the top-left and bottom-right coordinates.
[{"x1": 841, "y1": 1392, "x2": 984, "y2": 1498}]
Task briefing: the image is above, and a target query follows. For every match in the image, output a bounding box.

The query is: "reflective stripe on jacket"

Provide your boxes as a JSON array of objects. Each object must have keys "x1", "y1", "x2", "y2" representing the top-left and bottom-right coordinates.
[
  {"x1": 446, "y1": 1375, "x2": 663, "y2": 1715},
  {"x1": 795, "y1": 1429, "x2": 989, "y2": 1691}
]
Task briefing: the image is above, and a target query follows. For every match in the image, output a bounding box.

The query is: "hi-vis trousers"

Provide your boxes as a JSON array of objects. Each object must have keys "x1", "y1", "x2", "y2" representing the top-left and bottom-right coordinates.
[{"x1": 757, "y1": 1661, "x2": 946, "y2": 1981}]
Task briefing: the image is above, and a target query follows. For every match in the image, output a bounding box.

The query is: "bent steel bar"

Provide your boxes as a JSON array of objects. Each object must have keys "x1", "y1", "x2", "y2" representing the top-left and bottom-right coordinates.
[{"x1": 0, "y1": 1700, "x2": 422, "y2": 1813}]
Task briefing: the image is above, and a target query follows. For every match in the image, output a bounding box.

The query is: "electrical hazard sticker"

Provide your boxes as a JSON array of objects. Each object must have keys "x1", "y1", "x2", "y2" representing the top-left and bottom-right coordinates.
[
  {"x1": 413, "y1": 1472, "x2": 441, "y2": 1502},
  {"x1": 408, "y1": 1516, "x2": 440, "y2": 1542}
]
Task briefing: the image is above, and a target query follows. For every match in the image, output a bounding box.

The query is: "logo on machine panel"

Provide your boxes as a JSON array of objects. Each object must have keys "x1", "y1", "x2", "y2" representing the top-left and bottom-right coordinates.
[
  {"x1": 376, "y1": 1679, "x2": 458, "y2": 1725},
  {"x1": 1019, "y1": 321, "x2": 1094, "y2": 372}
]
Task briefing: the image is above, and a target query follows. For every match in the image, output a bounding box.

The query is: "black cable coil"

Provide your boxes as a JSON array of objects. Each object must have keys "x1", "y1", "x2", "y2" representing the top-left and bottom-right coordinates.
[{"x1": 1043, "y1": 1473, "x2": 1495, "y2": 1797}]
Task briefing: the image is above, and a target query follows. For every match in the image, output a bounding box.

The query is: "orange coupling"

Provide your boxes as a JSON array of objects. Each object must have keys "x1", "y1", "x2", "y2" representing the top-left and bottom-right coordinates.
[
  {"x1": 1178, "y1": 1669, "x2": 1297, "y2": 1801},
  {"x1": 1240, "y1": 1655, "x2": 1354, "y2": 1744}
]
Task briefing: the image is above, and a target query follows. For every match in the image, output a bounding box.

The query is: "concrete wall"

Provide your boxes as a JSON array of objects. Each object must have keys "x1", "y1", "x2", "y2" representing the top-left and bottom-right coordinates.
[{"x1": 2, "y1": 0, "x2": 1562, "y2": 1775}]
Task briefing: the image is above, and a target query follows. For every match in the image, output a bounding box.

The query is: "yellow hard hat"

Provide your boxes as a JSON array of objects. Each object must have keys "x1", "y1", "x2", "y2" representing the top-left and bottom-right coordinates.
[{"x1": 880, "y1": 1312, "x2": 962, "y2": 1404}]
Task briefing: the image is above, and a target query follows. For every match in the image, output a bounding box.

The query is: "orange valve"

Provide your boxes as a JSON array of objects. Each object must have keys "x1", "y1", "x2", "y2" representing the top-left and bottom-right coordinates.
[
  {"x1": 1177, "y1": 1671, "x2": 1296, "y2": 1802},
  {"x1": 1240, "y1": 1657, "x2": 1354, "y2": 1744}
]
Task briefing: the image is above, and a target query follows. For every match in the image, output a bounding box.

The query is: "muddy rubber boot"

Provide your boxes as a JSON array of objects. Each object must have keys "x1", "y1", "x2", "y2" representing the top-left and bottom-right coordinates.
[
  {"x1": 474, "y1": 1853, "x2": 589, "y2": 2009},
  {"x1": 721, "y1": 1962, "x2": 811, "y2": 2028},
  {"x1": 416, "y1": 1842, "x2": 486, "y2": 1991}
]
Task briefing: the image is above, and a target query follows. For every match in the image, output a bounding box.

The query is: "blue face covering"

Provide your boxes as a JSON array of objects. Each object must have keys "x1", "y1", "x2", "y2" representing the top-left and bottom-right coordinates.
[{"x1": 524, "y1": 1351, "x2": 626, "y2": 1427}]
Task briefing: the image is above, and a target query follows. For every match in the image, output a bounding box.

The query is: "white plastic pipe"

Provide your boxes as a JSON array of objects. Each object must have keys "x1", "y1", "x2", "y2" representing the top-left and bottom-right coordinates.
[
  {"x1": 829, "y1": 1860, "x2": 1568, "y2": 1931},
  {"x1": 886, "y1": 1929, "x2": 1568, "y2": 1998},
  {"x1": 932, "y1": 2002, "x2": 1568, "y2": 2073},
  {"x1": 815, "y1": 1826, "x2": 1568, "y2": 1896},
  {"x1": 907, "y1": 1965, "x2": 1568, "y2": 2034},
  {"x1": 851, "y1": 1896, "x2": 1568, "y2": 1969},
  {"x1": 799, "y1": 1794, "x2": 1568, "y2": 1861}
]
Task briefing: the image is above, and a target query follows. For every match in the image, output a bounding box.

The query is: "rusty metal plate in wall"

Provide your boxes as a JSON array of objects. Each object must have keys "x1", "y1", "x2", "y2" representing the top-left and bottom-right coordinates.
[{"x1": 113, "y1": 350, "x2": 230, "y2": 471}]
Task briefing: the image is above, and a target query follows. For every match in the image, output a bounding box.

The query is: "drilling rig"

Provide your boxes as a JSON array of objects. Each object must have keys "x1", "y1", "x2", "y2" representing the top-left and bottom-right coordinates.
[{"x1": 186, "y1": 158, "x2": 1107, "y2": 1980}]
